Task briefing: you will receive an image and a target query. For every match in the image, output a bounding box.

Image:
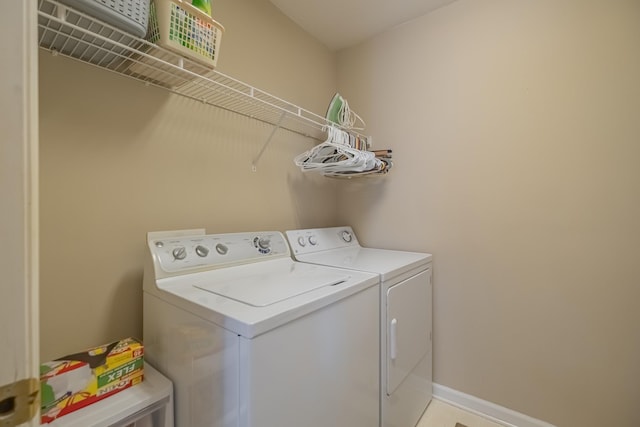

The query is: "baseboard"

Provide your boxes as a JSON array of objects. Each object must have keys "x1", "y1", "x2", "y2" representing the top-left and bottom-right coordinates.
[{"x1": 432, "y1": 383, "x2": 557, "y2": 427}]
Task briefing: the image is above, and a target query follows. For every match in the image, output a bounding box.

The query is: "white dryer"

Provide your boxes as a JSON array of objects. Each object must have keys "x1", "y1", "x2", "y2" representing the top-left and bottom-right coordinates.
[
  {"x1": 142, "y1": 229, "x2": 380, "y2": 427},
  {"x1": 286, "y1": 226, "x2": 433, "y2": 427}
]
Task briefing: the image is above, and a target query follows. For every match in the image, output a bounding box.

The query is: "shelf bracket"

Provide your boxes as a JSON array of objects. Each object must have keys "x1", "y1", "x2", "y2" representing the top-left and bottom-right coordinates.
[
  {"x1": 252, "y1": 111, "x2": 287, "y2": 172},
  {"x1": 56, "y1": 4, "x2": 67, "y2": 21}
]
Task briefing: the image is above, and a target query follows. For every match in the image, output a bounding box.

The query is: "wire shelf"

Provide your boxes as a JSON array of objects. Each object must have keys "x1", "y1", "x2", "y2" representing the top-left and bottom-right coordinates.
[{"x1": 37, "y1": 0, "x2": 331, "y2": 140}]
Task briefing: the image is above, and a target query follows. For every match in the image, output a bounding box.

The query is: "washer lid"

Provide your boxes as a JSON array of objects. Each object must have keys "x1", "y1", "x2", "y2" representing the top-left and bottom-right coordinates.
[{"x1": 193, "y1": 266, "x2": 350, "y2": 307}]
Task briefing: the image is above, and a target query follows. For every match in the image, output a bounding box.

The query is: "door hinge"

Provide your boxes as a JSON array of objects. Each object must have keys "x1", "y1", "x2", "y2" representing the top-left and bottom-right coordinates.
[{"x1": 0, "y1": 378, "x2": 39, "y2": 426}]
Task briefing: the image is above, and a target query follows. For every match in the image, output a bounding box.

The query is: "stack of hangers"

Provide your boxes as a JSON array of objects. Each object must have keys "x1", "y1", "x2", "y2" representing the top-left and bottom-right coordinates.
[{"x1": 294, "y1": 126, "x2": 393, "y2": 178}]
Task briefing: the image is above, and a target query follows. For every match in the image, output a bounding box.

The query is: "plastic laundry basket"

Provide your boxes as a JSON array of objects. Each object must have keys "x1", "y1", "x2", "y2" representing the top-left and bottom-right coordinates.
[
  {"x1": 58, "y1": 0, "x2": 150, "y2": 37},
  {"x1": 147, "y1": 0, "x2": 224, "y2": 69}
]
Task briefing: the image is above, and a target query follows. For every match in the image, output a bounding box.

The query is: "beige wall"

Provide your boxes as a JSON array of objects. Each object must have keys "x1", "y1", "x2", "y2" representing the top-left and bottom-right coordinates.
[
  {"x1": 39, "y1": 0, "x2": 640, "y2": 425},
  {"x1": 39, "y1": 0, "x2": 338, "y2": 361},
  {"x1": 336, "y1": 1, "x2": 640, "y2": 426}
]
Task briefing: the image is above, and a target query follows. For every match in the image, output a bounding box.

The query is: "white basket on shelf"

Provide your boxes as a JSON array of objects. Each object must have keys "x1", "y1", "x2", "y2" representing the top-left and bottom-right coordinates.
[
  {"x1": 148, "y1": 0, "x2": 224, "y2": 69},
  {"x1": 58, "y1": 0, "x2": 151, "y2": 37}
]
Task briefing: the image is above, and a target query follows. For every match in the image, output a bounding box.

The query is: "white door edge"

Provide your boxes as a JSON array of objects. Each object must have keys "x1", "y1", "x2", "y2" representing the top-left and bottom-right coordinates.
[{"x1": 0, "y1": 0, "x2": 40, "y2": 426}]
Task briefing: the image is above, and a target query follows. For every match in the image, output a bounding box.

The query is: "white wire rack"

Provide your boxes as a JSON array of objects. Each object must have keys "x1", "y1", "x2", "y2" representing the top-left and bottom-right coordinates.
[{"x1": 37, "y1": 0, "x2": 332, "y2": 142}]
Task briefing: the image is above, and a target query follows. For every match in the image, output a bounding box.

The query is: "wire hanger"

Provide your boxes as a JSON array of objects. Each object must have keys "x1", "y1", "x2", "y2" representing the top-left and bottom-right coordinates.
[{"x1": 338, "y1": 97, "x2": 366, "y2": 131}]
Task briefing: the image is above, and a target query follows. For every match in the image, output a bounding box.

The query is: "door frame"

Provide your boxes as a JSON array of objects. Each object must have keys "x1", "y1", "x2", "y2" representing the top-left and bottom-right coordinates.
[{"x1": 0, "y1": 1, "x2": 39, "y2": 426}]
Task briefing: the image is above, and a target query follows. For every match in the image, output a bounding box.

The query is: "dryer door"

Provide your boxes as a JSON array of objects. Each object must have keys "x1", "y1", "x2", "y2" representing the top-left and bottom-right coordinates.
[{"x1": 386, "y1": 269, "x2": 432, "y2": 395}]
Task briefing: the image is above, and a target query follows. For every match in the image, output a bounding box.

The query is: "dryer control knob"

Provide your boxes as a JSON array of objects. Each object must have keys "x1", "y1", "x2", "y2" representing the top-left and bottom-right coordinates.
[
  {"x1": 308, "y1": 235, "x2": 318, "y2": 246},
  {"x1": 341, "y1": 230, "x2": 353, "y2": 243},
  {"x1": 297, "y1": 236, "x2": 306, "y2": 247},
  {"x1": 172, "y1": 246, "x2": 187, "y2": 260},
  {"x1": 195, "y1": 245, "x2": 209, "y2": 257},
  {"x1": 215, "y1": 243, "x2": 228, "y2": 255}
]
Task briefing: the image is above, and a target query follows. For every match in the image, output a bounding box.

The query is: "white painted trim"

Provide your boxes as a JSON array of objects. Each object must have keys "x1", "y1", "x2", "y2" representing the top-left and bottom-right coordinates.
[
  {"x1": 0, "y1": 1, "x2": 39, "y2": 425},
  {"x1": 432, "y1": 383, "x2": 557, "y2": 427}
]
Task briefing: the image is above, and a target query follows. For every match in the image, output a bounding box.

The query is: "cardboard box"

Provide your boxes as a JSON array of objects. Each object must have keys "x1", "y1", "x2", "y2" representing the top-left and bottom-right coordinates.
[{"x1": 40, "y1": 337, "x2": 144, "y2": 424}]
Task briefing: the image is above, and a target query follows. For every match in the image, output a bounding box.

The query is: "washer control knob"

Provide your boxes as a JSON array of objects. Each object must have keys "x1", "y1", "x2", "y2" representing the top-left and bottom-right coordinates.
[
  {"x1": 172, "y1": 246, "x2": 187, "y2": 260},
  {"x1": 155, "y1": 241, "x2": 164, "y2": 248},
  {"x1": 253, "y1": 236, "x2": 271, "y2": 254},
  {"x1": 215, "y1": 243, "x2": 228, "y2": 255},
  {"x1": 195, "y1": 245, "x2": 209, "y2": 257},
  {"x1": 308, "y1": 235, "x2": 318, "y2": 246},
  {"x1": 297, "y1": 236, "x2": 306, "y2": 247},
  {"x1": 257, "y1": 237, "x2": 271, "y2": 250},
  {"x1": 341, "y1": 230, "x2": 353, "y2": 243}
]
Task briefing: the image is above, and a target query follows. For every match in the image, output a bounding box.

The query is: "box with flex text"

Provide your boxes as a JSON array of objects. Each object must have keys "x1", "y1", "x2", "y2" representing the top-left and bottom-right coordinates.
[{"x1": 40, "y1": 337, "x2": 144, "y2": 424}]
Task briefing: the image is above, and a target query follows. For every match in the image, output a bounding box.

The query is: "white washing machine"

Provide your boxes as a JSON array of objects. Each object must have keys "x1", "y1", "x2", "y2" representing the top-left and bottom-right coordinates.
[
  {"x1": 285, "y1": 226, "x2": 433, "y2": 427},
  {"x1": 142, "y1": 229, "x2": 380, "y2": 427}
]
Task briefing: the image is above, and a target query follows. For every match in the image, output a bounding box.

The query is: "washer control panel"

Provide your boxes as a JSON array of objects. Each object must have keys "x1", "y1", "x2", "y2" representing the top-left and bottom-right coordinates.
[
  {"x1": 285, "y1": 226, "x2": 360, "y2": 255},
  {"x1": 150, "y1": 230, "x2": 290, "y2": 273}
]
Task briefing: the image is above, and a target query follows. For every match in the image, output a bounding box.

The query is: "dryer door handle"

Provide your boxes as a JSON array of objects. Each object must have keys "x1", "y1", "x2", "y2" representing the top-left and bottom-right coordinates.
[{"x1": 390, "y1": 318, "x2": 398, "y2": 361}]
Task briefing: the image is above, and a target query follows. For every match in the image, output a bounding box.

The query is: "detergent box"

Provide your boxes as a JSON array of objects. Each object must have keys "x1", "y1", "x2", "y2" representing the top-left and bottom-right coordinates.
[{"x1": 40, "y1": 337, "x2": 144, "y2": 424}]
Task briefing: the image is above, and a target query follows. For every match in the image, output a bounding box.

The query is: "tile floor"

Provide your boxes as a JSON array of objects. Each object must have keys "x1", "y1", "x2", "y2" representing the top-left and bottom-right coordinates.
[{"x1": 417, "y1": 398, "x2": 506, "y2": 427}]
